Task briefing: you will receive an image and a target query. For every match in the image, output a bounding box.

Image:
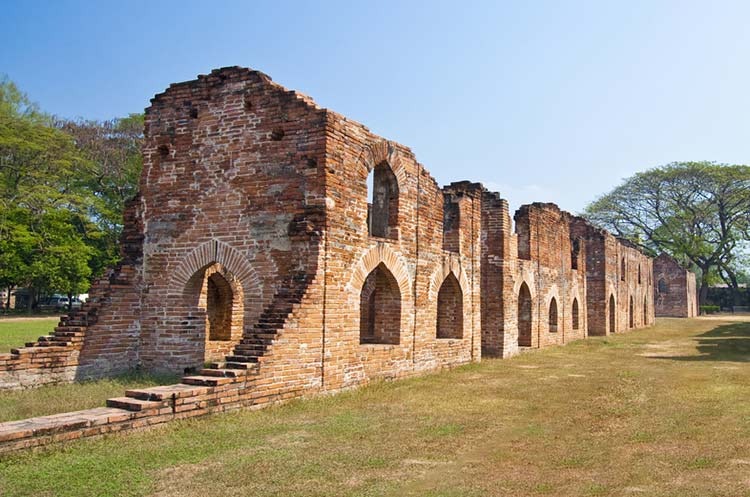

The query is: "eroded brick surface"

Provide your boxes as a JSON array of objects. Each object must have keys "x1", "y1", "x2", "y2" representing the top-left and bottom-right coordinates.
[
  {"x1": 0, "y1": 66, "x2": 696, "y2": 452},
  {"x1": 654, "y1": 254, "x2": 698, "y2": 317}
]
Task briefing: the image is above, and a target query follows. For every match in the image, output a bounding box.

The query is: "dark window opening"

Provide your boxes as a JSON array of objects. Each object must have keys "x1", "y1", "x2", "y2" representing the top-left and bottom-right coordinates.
[
  {"x1": 609, "y1": 295, "x2": 616, "y2": 333},
  {"x1": 571, "y1": 239, "x2": 580, "y2": 270},
  {"x1": 657, "y1": 278, "x2": 668, "y2": 294},
  {"x1": 621, "y1": 258, "x2": 626, "y2": 281},
  {"x1": 367, "y1": 162, "x2": 399, "y2": 239},
  {"x1": 443, "y1": 196, "x2": 460, "y2": 253},
  {"x1": 638, "y1": 264, "x2": 642, "y2": 284},
  {"x1": 572, "y1": 298, "x2": 580, "y2": 330}
]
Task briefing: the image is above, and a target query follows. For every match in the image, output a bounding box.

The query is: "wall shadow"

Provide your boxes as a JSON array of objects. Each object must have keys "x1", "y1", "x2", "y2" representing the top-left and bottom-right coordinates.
[{"x1": 651, "y1": 322, "x2": 750, "y2": 363}]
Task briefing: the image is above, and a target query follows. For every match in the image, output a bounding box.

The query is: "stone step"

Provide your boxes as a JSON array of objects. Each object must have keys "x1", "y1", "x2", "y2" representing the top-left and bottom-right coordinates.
[
  {"x1": 181, "y1": 375, "x2": 234, "y2": 387},
  {"x1": 106, "y1": 397, "x2": 164, "y2": 412}
]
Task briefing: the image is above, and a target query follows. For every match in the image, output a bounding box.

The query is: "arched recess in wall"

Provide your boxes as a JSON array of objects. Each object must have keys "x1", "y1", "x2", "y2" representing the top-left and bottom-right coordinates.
[
  {"x1": 629, "y1": 296, "x2": 635, "y2": 328},
  {"x1": 638, "y1": 264, "x2": 642, "y2": 284},
  {"x1": 349, "y1": 243, "x2": 412, "y2": 345},
  {"x1": 621, "y1": 258, "x2": 626, "y2": 281},
  {"x1": 643, "y1": 295, "x2": 648, "y2": 325},
  {"x1": 518, "y1": 282, "x2": 533, "y2": 347},
  {"x1": 168, "y1": 240, "x2": 263, "y2": 363},
  {"x1": 572, "y1": 298, "x2": 580, "y2": 330},
  {"x1": 608, "y1": 294, "x2": 616, "y2": 333},
  {"x1": 359, "y1": 263, "x2": 402, "y2": 344},
  {"x1": 358, "y1": 140, "x2": 408, "y2": 240},
  {"x1": 436, "y1": 273, "x2": 463, "y2": 339},
  {"x1": 548, "y1": 297, "x2": 558, "y2": 333}
]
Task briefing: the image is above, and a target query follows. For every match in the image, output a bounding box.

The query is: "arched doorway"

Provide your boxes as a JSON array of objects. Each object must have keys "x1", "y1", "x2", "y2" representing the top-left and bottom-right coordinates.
[
  {"x1": 518, "y1": 283, "x2": 533, "y2": 347},
  {"x1": 608, "y1": 294, "x2": 616, "y2": 334},
  {"x1": 185, "y1": 263, "x2": 245, "y2": 364}
]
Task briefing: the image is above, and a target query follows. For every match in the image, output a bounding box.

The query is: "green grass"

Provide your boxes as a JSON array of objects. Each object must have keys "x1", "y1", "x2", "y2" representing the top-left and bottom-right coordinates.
[
  {"x1": 0, "y1": 371, "x2": 180, "y2": 423},
  {"x1": 0, "y1": 317, "x2": 59, "y2": 349},
  {"x1": 1, "y1": 317, "x2": 749, "y2": 497}
]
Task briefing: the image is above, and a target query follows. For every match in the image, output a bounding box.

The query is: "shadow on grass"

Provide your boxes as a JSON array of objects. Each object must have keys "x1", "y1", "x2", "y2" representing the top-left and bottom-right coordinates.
[{"x1": 652, "y1": 322, "x2": 750, "y2": 363}]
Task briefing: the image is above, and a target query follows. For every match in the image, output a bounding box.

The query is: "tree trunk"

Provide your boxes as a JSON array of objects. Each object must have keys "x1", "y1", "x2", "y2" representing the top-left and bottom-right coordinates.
[{"x1": 698, "y1": 266, "x2": 710, "y2": 307}]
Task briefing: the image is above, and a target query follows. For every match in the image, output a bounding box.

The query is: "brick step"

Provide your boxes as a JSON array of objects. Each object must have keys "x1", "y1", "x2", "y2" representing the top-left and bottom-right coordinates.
[
  {"x1": 181, "y1": 375, "x2": 234, "y2": 387},
  {"x1": 38, "y1": 340, "x2": 71, "y2": 347},
  {"x1": 218, "y1": 361, "x2": 259, "y2": 371},
  {"x1": 54, "y1": 327, "x2": 86, "y2": 334},
  {"x1": 124, "y1": 384, "x2": 208, "y2": 401},
  {"x1": 198, "y1": 368, "x2": 248, "y2": 378},
  {"x1": 106, "y1": 397, "x2": 165, "y2": 412},
  {"x1": 224, "y1": 355, "x2": 260, "y2": 364},
  {"x1": 245, "y1": 332, "x2": 277, "y2": 340}
]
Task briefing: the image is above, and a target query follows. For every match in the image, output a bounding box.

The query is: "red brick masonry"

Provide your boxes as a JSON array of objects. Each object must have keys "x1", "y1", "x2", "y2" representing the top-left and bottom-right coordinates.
[{"x1": 0, "y1": 67, "x2": 694, "y2": 453}]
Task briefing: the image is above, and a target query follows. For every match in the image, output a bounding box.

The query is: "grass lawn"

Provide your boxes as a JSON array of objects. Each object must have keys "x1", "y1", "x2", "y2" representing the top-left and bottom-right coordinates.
[
  {"x1": 1, "y1": 317, "x2": 749, "y2": 497},
  {"x1": 0, "y1": 317, "x2": 59, "y2": 350}
]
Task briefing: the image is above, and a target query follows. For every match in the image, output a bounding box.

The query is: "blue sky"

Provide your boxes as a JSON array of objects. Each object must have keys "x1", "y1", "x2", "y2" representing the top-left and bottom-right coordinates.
[{"x1": 1, "y1": 0, "x2": 748, "y2": 213}]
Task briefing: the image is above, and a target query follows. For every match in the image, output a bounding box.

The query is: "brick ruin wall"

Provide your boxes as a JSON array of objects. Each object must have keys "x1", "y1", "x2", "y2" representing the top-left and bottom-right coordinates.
[
  {"x1": 0, "y1": 66, "x2": 692, "y2": 452},
  {"x1": 654, "y1": 254, "x2": 698, "y2": 317}
]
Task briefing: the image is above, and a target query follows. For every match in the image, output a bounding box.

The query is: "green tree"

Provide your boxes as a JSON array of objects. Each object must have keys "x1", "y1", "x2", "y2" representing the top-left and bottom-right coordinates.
[
  {"x1": 583, "y1": 162, "x2": 750, "y2": 305},
  {"x1": 0, "y1": 77, "x2": 97, "y2": 311}
]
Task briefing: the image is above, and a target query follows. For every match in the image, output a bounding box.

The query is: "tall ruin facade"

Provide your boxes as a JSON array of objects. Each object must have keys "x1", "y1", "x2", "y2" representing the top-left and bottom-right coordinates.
[{"x1": 0, "y1": 67, "x2": 696, "y2": 452}]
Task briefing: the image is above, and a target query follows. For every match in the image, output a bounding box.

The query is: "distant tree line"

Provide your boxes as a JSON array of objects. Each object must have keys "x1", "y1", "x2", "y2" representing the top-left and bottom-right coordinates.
[
  {"x1": 584, "y1": 162, "x2": 750, "y2": 305},
  {"x1": 0, "y1": 77, "x2": 142, "y2": 312}
]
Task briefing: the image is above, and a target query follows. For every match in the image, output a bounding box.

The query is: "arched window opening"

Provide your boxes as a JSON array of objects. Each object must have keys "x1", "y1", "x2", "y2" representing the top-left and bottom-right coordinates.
[
  {"x1": 436, "y1": 273, "x2": 463, "y2": 339},
  {"x1": 638, "y1": 264, "x2": 642, "y2": 284},
  {"x1": 571, "y1": 239, "x2": 580, "y2": 270},
  {"x1": 367, "y1": 162, "x2": 399, "y2": 239},
  {"x1": 572, "y1": 298, "x2": 580, "y2": 330},
  {"x1": 621, "y1": 258, "x2": 626, "y2": 281},
  {"x1": 548, "y1": 297, "x2": 558, "y2": 333},
  {"x1": 629, "y1": 296, "x2": 635, "y2": 328},
  {"x1": 657, "y1": 278, "x2": 668, "y2": 294},
  {"x1": 518, "y1": 283, "x2": 533, "y2": 347},
  {"x1": 608, "y1": 294, "x2": 616, "y2": 333},
  {"x1": 442, "y1": 196, "x2": 460, "y2": 253},
  {"x1": 359, "y1": 263, "x2": 401, "y2": 344},
  {"x1": 643, "y1": 295, "x2": 648, "y2": 325}
]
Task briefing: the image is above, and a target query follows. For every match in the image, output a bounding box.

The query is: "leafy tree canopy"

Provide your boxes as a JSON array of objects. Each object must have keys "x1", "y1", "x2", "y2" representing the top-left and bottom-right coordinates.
[{"x1": 583, "y1": 161, "x2": 750, "y2": 304}]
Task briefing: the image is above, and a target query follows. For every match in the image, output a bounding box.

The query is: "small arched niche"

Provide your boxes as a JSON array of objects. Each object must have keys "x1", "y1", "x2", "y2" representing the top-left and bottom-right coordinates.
[{"x1": 436, "y1": 273, "x2": 463, "y2": 339}]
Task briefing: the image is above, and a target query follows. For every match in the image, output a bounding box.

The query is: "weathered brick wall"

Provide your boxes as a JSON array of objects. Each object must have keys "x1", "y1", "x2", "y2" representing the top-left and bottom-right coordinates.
[
  {"x1": 653, "y1": 254, "x2": 698, "y2": 317},
  {"x1": 570, "y1": 219, "x2": 654, "y2": 335},
  {"x1": 510, "y1": 204, "x2": 588, "y2": 350}
]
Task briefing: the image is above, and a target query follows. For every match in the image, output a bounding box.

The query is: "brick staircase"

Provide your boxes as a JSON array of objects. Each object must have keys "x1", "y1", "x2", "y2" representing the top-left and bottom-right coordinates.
[{"x1": 103, "y1": 272, "x2": 312, "y2": 415}]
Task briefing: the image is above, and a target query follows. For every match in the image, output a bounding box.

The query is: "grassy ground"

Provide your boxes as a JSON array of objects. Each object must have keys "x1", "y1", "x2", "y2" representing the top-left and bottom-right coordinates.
[
  {"x1": 0, "y1": 372, "x2": 180, "y2": 423},
  {"x1": 0, "y1": 317, "x2": 748, "y2": 497},
  {"x1": 0, "y1": 317, "x2": 59, "y2": 349}
]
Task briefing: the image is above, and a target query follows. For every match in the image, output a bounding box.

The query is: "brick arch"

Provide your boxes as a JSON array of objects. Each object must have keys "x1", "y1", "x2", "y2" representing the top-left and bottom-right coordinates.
[
  {"x1": 428, "y1": 256, "x2": 470, "y2": 301},
  {"x1": 349, "y1": 243, "x2": 412, "y2": 302},
  {"x1": 357, "y1": 140, "x2": 408, "y2": 189},
  {"x1": 168, "y1": 239, "x2": 262, "y2": 298}
]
